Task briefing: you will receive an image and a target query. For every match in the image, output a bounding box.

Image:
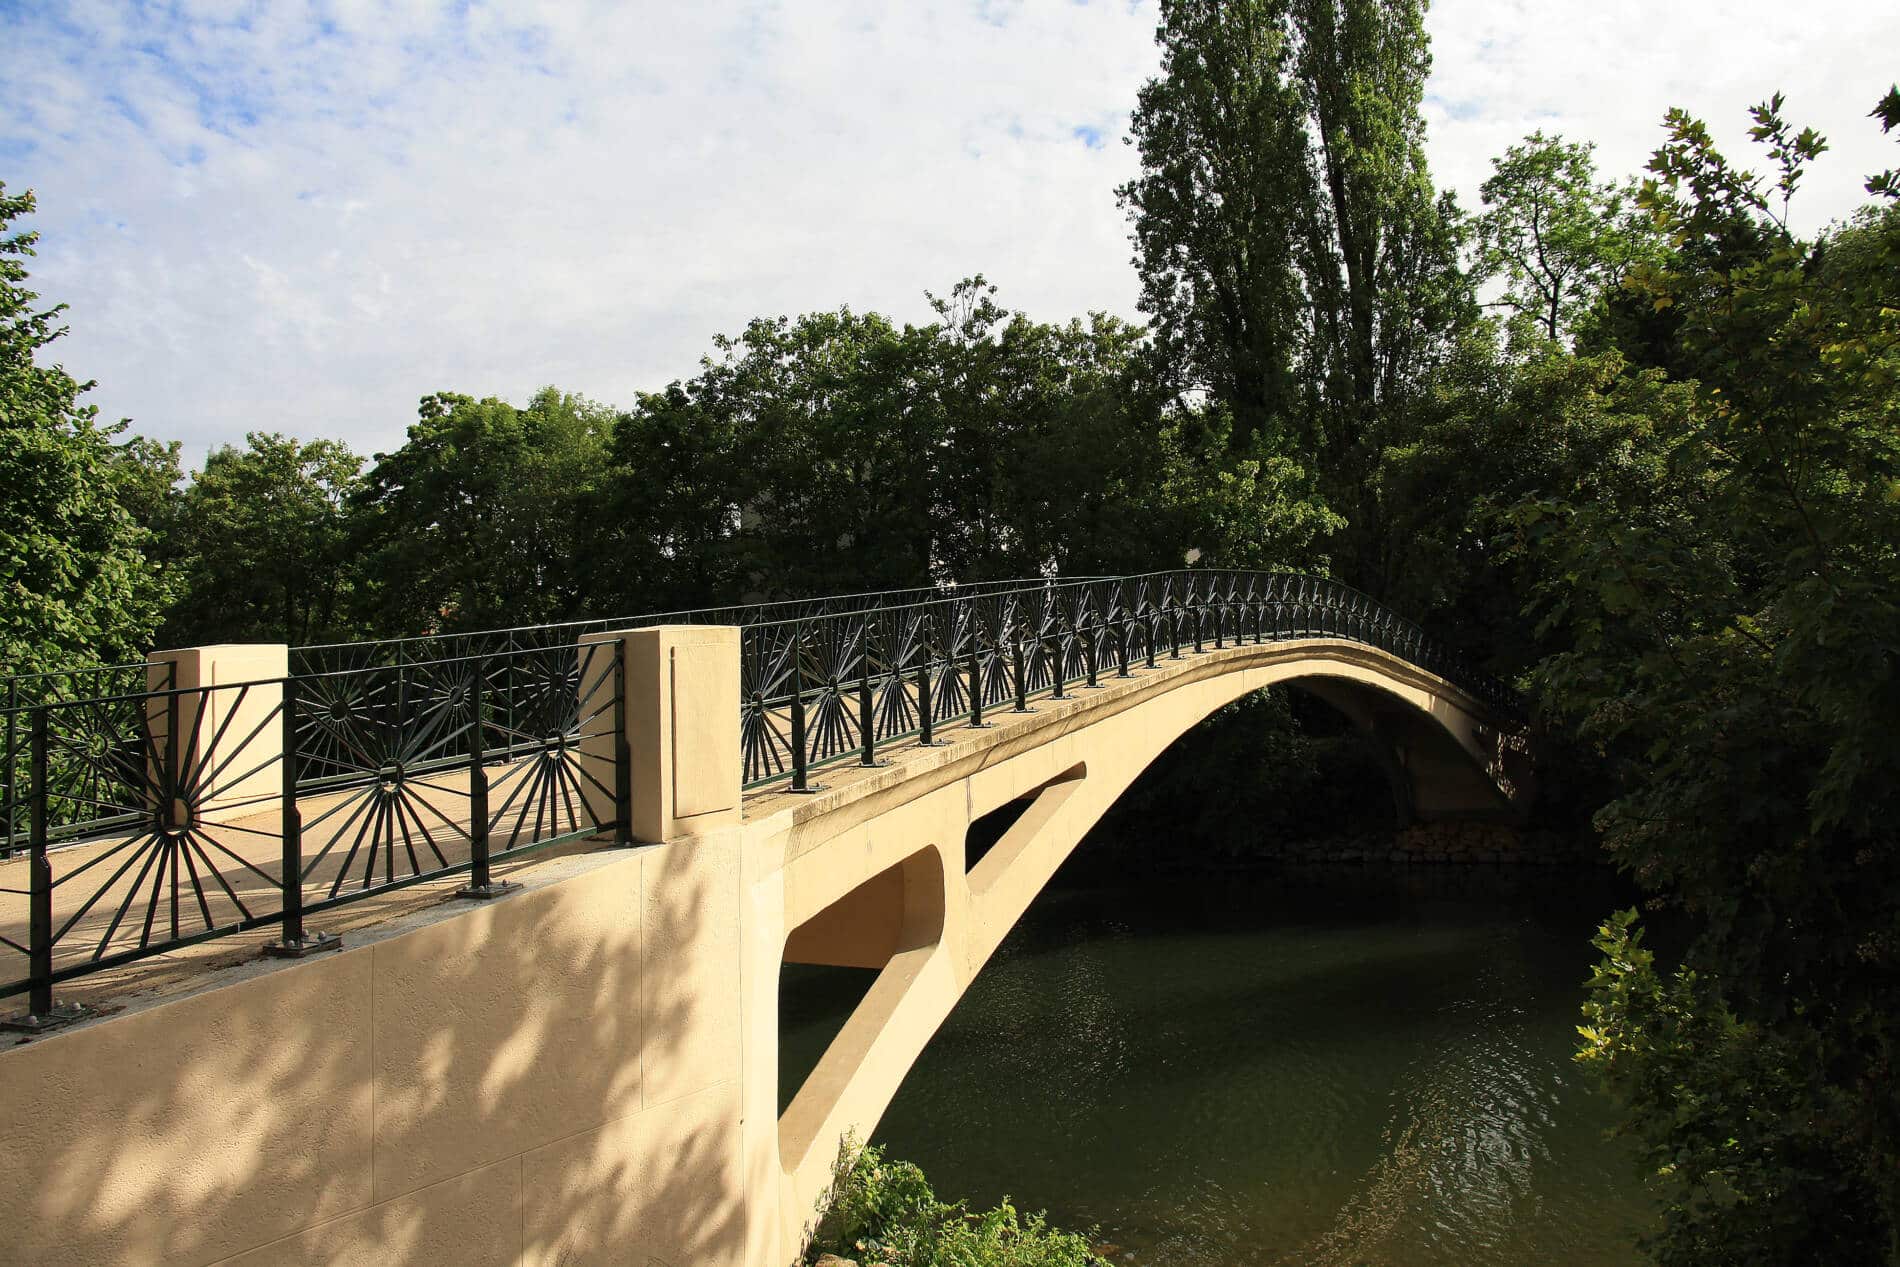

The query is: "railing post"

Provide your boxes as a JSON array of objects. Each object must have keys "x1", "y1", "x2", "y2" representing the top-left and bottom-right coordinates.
[
  {"x1": 265, "y1": 679, "x2": 341, "y2": 954},
  {"x1": 457, "y1": 660, "x2": 522, "y2": 895},
  {"x1": 916, "y1": 617, "x2": 943, "y2": 746},
  {"x1": 858, "y1": 650, "x2": 888, "y2": 767},
  {"x1": 1, "y1": 705, "x2": 96, "y2": 1030},
  {"x1": 1117, "y1": 610, "x2": 1133, "y2": 678},
  {"x1": 1011, "y1": 624, "x2": 1031, "y2": 713},
  {"x1": 1169, "y1": 600, "x2": 1183, "y2": 658},
  {"x1": 1047, "y1": 623, "x2": 1068, "y2": 700},
  {"x1": 1192, "y1": 595, "x2": 1204, "y2": 653},
  {"x1": 787, "y1": 626, "x2": 825, "y2": 791},
  {"x1": 3, "y1": 678, "x2": 17, "y2": 857},
  {"x1": 967, "y1": 630, "x2": 991, "y2": 728},
  {"x1": 27, "y1": 706, "x2": 52, "y2": 1017}
]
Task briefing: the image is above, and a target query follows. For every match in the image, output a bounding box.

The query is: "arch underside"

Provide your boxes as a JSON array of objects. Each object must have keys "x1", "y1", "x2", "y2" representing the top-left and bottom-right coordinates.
[{"x1": 751, "y1": 638, "x2": 1532, "y2": 1256}]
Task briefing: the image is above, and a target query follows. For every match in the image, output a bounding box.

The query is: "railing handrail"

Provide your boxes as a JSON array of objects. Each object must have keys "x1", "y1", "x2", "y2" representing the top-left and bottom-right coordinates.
[
  {"x1": 286, "y1": 574, "x2": 1094, "y2": 666},
  {"x1": 735, "y1": 568, "x2": 1524, "y2": 794}
]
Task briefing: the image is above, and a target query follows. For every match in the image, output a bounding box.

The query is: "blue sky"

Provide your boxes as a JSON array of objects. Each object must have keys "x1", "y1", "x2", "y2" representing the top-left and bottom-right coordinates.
[{"x1": 3, "y1": 0, "x2": 1896, "y2": 466}]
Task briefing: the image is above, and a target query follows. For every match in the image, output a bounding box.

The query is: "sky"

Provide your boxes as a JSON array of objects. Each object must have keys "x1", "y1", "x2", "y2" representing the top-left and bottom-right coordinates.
[{"x1": 3, "y1": 1, "x2": 1895, "y2": 469}]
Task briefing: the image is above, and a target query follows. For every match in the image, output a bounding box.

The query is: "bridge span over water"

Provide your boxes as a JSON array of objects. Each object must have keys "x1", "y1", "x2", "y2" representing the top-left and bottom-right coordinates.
[{"x1": 0, "y1": 571, "x2": 1531, "y2": 1266}]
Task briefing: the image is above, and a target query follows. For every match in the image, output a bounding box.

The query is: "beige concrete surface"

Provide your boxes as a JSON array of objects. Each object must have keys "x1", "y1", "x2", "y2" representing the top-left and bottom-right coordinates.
[{"x1": 1, "y1": 629, "x2": 1527, "y2": 1267}]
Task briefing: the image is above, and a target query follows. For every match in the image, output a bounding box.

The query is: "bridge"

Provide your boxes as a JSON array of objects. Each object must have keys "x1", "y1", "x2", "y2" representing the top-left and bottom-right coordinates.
[{"x1": 0, "y1": 571, "x2": 1532, "y2": 1266}]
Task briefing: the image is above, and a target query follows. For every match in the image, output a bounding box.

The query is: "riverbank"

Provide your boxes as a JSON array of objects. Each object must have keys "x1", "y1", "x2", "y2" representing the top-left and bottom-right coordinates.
[{"x1": 1267, "y1": 821, "x2": 1597, "y2": 866}]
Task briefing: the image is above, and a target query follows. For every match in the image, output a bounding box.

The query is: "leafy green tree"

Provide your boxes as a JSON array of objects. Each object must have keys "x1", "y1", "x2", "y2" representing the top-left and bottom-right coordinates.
[
  {"x1": 112, "y1": 434, "x2": 184, "y2": 542},
  {"x1": 1509, "y1": 94, "x2": 1900, "y2": 1263},
  {"x1": 351, "y1": 388, "x2": 615, "y2": 633},
  {"x1": 0, "y1": 184, "x2": 168, "y2": 671},
  {"x1": 1289, "y1": 0, "x2": 1471, "y2": 511},
  {"x1": 593, "y1": 281, "x2": 1245, "y2": 612},
  {"x1": 1473, "y1": 132, "x2": 1657, "y2": 343},
  {"x1": 161, "y1": 433, "x2": 363, "y2": 646},
  {"x1": 591, "y1": 378, "x2": 757, "y2": 617},
  {"x1": 1119, "y1": 0, "x2": 1313, "y2": 457},
  {"x1": 921, "y1": 278, "x2": 1200, "y2": 580},
  {"x1": 1119, "y1": 0, "x2": 1471, "y2": 590}
]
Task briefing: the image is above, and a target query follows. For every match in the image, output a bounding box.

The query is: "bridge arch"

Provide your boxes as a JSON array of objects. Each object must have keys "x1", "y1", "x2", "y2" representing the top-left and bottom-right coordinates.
[
  {"x1": 745, "y1": 635, "x2": 1531, "y2": 1257},
  {"x1": 0, "y1": 570, "x2": 1533, "y2": 1267}
]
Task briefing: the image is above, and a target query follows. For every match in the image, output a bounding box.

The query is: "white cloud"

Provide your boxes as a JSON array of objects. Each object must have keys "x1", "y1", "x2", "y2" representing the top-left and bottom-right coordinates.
[
  {"x1": 1424, "y1": 0, "x2": 1898, "y2": 234},
  {"x1": 3, "y1": 1, "x2": 1894, "y2": 468}
]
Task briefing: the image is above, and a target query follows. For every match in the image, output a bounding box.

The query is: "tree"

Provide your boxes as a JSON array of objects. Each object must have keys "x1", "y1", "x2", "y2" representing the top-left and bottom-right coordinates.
[
  {"x1": 351, "y1": 388, "x2": 616, "y2": 634},
  {"x1": 1473, "y1": 132, "x2": 1657, "y2": 343},
  {"x1": 1119, "y1": 0, "x2": 1313, "y2": 457},
  {"x1": 0, "y1": 184, "x2": 168, "y2": 672},
  {"x1": 591, "y1": 281, "x2": 1237, "y2": 613},
  {"x1": 161, "y1": 433, "x2": 363, "y2": 646},
  {"x1": 1118, "y1": 0, "x2": 1471, "y2": 590},
  {"x1": 1510, "y1": 94, "x2": 1900, "y2": 1263}
]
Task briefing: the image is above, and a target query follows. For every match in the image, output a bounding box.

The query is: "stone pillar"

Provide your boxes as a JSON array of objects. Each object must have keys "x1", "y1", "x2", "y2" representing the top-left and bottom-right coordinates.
[
  {"x1": 145, "y1": 644, "x2": 288, "y2": 825},
  {"x1": 580, "y1": 625, "x2": 741, "y2": 844}
]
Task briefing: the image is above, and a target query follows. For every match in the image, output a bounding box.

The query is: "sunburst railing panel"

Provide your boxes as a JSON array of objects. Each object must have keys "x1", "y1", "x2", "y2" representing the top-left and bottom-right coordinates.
[{"x1": 738, "y1": 569, "x2": 1523, "y2": 793}]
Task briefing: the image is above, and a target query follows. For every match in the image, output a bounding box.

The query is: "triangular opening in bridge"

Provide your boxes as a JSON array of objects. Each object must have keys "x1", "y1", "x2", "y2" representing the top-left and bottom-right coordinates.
[
  {"x1": 779, "y1": 961, "x2": 878, "y2": 1117},
  {"x1": 777, "y1": 845, "x2": 948, "y2": 1123},
  {"x1": 965, "y1": 795, "x2": 1034, "y2": 873}
]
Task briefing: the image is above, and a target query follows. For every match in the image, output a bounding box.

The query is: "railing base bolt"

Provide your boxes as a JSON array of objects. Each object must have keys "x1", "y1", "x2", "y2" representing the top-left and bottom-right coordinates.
[
  {"x1": 262, "y1": 931, "x2": 343, "y2": 959},
  {"x1": 454, "y1": 880, "x2": 523, "y2": 901},
  {"x1": 0, "y1": 1000, "x2": 97, "y2": 1034}
]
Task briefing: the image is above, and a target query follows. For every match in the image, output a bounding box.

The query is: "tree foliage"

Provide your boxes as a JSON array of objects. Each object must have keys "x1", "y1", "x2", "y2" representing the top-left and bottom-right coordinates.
[
  {"x1": 0, "y1": 184, "x2": 168, "y2": 672},
  {"x1": 350, "y1": 387, "x2": 615, "y2": 634},
  {"x1": 1119, "y1": 0, "x2": 1470, "y2": 589},
  {"x1": 161, "y1": 432, "x2": 363, "y2": 645},
  {"x1": 805, "y1": 1141, "x2": 1105, "y2": 1267},
  {"x1": 1504, "y1": 95, "x2": 1900, "y2": 1262},
  {"x1": 1473, "y1": 132, "x2": 1658, "y2": 343}
]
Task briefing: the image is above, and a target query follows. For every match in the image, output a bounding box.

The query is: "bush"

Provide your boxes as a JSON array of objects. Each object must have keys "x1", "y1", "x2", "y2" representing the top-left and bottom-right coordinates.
[{"x1": 804, "y1": 1140, "x2": 1106, "y2": 1267}]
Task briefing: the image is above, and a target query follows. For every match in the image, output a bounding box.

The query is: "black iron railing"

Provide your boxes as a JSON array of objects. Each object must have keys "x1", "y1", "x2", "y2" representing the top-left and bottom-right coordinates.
[
  {"x1": 2, "y1": 661, "x2": 173, "y2": 859},
  {"x1": 0, "y1": 567, "x2": 1516, "y2": 1021},
  {"x1": 288, "y1": 575, "x2": 1078, "y2": 677},
  {"x1": 739, "y1": 570, "x2": 1523, "y2": 791},
  {"x1": 0, "y1": 641, "x2": 628, "y2": 1023}
]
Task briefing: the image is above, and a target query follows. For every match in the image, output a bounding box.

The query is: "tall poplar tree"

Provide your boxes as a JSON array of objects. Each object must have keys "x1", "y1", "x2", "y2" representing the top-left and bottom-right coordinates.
[{"x1": 1119, "y1": 0, "x2": 1469, "y2": 588}]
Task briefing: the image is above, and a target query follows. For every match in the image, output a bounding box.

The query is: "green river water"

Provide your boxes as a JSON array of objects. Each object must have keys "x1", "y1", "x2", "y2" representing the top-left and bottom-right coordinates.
[{"x1": 781, "y1": 865, "x2": 1655, "y2": 1266}]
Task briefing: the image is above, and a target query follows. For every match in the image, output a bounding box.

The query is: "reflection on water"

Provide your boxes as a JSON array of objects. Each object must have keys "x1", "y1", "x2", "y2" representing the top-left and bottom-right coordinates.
[{"x1": 780, "y1": 866, "x2": 1653, "y2": 1266}]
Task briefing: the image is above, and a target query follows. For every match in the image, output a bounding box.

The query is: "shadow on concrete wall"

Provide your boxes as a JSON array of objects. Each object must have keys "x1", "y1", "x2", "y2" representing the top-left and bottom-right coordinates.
[{"x1": 2, "y1": 838, "x2": 748, "y2": 1267}]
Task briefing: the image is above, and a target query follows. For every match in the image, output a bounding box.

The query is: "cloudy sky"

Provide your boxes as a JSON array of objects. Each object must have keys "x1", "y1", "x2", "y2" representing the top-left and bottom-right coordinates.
[{"x1": 4, "y1": 1, "x2": 1895, "y2": 468}]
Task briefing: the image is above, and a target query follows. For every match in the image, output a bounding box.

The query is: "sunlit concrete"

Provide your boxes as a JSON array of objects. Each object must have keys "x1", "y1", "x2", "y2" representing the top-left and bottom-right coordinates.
[{"x1": 0, "y1": 629, "x2": 1527, "y2": 1266}]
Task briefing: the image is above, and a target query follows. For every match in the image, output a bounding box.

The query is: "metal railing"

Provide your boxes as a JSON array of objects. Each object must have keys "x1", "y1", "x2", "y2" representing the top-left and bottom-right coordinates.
[
  {"x1": 0, "y1": 640, "x2": 628, "y2": 1023},
  {"x1": 3, "y1": 661, "x2": 173, "y2": 859},
  {"x1": 288, "y1": 575, "x2": 1078, "y2": 677},
  {"x1": 0, "y1": 566, "x2": 1516, "y2": 1022},
  {"x1": 739, "y1": 570, "x2": 1523, "y2": 792}
]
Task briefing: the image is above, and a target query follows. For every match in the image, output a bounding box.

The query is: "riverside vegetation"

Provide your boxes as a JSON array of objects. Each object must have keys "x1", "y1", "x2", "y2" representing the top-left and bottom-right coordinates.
[
  {"x1": 800, "y1": 1141, "x2": 1108, "y2": 1267},
  {"x1": 5, "y1": 0, "x2": 1899, "y2": 1261}
]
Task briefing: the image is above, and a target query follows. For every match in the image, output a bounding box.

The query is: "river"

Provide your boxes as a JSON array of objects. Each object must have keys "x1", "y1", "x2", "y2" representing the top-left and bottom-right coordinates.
[{"x1": 780, "y1": 864, "x2": 1654, "y2": 1266}]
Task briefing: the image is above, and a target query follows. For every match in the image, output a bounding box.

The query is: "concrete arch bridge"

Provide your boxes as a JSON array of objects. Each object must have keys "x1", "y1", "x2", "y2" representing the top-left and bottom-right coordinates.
[{"x1": 0, "y1": 570, "x2": 1532, "y2": 1267}]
